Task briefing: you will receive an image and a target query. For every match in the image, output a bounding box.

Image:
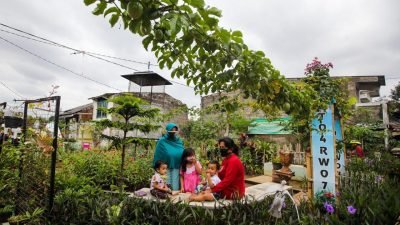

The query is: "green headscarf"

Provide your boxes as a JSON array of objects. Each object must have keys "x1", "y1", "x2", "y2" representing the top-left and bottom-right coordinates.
[{"x1": 153, "y1": 123, "x2": 184, "y2": 169}]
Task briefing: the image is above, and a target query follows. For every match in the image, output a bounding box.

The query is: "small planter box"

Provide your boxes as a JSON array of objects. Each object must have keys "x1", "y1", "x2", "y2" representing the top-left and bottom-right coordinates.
[{"x1": 272, "y1": 162, "x2": 282, "y2": 170}]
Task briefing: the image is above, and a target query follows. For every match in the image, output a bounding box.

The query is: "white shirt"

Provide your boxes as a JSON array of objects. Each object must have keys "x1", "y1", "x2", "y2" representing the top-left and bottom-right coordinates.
[
  {"x1": 150, "y1": 172, "x2": 166, "y2": 190},
  {"x1": 208, "y1": 174, "x2": 221, "y2": 187}
]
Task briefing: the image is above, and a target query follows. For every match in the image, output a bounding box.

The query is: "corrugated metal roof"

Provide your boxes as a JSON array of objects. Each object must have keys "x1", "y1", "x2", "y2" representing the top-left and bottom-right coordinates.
[{"x1": 248, "y1": 117, "x2": 292, "y2": 135}]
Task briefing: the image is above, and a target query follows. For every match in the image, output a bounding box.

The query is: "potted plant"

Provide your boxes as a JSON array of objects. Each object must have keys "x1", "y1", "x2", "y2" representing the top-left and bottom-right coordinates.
[
  {"x1": 272, "y1": 155, "x2": 282, "y2": 170},
  {"x1": 279, "y1": 149, "x2": 294, "y2": 173}
]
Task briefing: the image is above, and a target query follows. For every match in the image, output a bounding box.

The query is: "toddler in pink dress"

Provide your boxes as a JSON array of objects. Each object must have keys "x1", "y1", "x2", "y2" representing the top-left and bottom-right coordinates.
[{"x1": 180, "y1": 148, "x2": 202, "y2": 193}]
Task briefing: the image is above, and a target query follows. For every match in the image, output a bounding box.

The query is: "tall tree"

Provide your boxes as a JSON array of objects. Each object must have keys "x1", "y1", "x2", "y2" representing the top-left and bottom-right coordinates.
[
  {"x1": 83, "y1": 2, "x2": 353, "y2": 139},
  {"x1": 95, "y1": 94, "x2": 160, "y2": 182},
  {"x1": 83, "y1": 0, "x2": 306, "y2": 118}
]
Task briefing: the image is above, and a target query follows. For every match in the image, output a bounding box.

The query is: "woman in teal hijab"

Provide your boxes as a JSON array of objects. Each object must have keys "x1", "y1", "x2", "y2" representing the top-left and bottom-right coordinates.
[{"x1": 153, "y1": 123, "x2": 184, "y2": 191}]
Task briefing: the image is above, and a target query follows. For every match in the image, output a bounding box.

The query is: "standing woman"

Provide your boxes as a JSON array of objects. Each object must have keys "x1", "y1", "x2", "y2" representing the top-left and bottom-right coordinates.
[{"x1": 153, "y1": 123, "x2": 184, "y2": 191}]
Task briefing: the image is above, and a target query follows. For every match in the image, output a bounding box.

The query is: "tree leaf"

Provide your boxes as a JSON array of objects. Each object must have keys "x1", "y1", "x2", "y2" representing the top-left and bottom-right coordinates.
[
  {"x1": 83, "y1": 0, "x2": 97, "y2": 6},
  {"x1": 190, "y1": 0, "x2": 205, "y2": 9},
  {"x1": 219, "y1": 29, "x2": 231, "y2": 44},
  {"x1": 205, "y1": 17, "x2": 218, "y2": 28},
  {"x1": 167, "y1": 59, "x2": 173, "y2": 69},
  {"x1": 142, "y1": 35, "x2": 153, "y2": 50},
  {"x1": 109, "y1": 13, "x2": 120, "y2": 27},
  {"x1": 169, "y1": 14, "x2": 179, "y2": 36},
  {"x1": 232, "y1": 30, "x2": 242, "y2": 38},
  {"x1": 159, "y1": 59, "x2": 166, "y2": 69},
  {"x1": 181, "y1": 5, "x2": 193, "y2": 13},
  {"x1": 208, "y1": 7, "x2": 222, "y2": 17},
  {"x1": 122, "y1": 15, "x2": 130, "y2": 30},
  {"x1": 92, "y1": 1, "x2": 107, "y2": 16},
  {"x1": 104, "y1": 7, "x2": 119, "y2": 17}
]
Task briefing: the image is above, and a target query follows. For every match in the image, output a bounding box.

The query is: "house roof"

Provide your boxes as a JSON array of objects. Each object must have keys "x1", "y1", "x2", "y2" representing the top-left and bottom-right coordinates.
[
  {"x1": 287, "y1": 75, "x2": 386, "y2": 86},
  {"x1": 89, "y1": 93, "x2": 118, "y2": 101},
  {"x1": 60, "y1": 103, "x2": 93, "y2": 117},
  {"x1": 121, "y1": 71, "x2": 172, "y2": 86},
  {"x1": 248, "y1": 117, "x2": 292, "y2": 135},
  {"x1": 89, "y1": 92, "x2": 186, "y2": 106}
]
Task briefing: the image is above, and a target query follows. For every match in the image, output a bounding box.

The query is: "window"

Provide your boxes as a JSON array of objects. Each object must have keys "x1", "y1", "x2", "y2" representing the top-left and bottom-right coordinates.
[{"x1": 96, "y1": 99, "x2": 108, "y2": 119}]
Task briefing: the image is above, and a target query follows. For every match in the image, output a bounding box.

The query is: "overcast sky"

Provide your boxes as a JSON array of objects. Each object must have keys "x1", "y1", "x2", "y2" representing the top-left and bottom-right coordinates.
[{"x1": 1, "y1": 0, "x2": 399, "y2": 112}]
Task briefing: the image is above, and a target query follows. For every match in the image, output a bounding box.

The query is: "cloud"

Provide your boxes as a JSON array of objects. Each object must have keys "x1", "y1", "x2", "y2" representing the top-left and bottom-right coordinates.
[{"x1": 0, "y1": 0, "x2": 399, "y2": 112}]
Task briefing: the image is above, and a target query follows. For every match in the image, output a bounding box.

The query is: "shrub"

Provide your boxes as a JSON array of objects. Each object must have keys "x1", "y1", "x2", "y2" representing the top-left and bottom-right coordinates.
[
  {"x1": 58, "y1": 150, "x2": 153, "y2": 191},
  {"x1": 0, "y1": 145, "x2": 19, "y2": 212}
]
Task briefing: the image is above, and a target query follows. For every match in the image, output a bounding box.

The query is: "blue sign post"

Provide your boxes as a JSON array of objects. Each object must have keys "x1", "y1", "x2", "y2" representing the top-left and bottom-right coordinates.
[
  {"x1": 334, "y1": 118, "x2": 345, "y2": 176},
  {"x1": 312, "y1": 106, "x2": 336, "y2": 195}
]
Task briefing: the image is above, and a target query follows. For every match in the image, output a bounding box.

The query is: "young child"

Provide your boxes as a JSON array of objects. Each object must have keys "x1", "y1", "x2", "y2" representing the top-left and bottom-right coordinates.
[
  {"x1": 180, "y1": 148, "x2": 202, "y2": 193},
  {"x1": 150, "y1": 160, "x2": 177, "y2": 199},
  {"x1": 189, "y1": 160, "x2": 221, "y2": 202}
]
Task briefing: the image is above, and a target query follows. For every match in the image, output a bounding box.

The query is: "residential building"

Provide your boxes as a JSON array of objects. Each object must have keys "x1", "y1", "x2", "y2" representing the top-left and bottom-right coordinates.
[{"x1": 60, "y1": 103, "x2": 93, "y2": 140}]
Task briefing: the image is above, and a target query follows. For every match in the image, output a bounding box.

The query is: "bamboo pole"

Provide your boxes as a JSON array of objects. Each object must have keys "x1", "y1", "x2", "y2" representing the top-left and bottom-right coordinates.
[{"x1": 306, "y1": 146, "x2": 313, "y2": 198}]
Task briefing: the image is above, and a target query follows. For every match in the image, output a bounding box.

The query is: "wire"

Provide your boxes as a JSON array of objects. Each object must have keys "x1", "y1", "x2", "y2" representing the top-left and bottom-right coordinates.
[
  {"x1": 0, "y1": 22, "x2": 150, "y2": 65},
  {"x1": 0, "y1": 22, "x2": 193, "y2": 88},
  {"x1": 0, "y1": 23, "x2": 140, "y2": 72},
  {"x1": 0, "y1": 28, "x2": 59, "y2": 47},
  {"x1": 0, "y1": 35, "x2": 123, "y2": 92},
  {"x1": 82, "y1": 51, "x2": 159, "y2": 67},
  {"x1": 0, "y1": 27, "x2": 158, "y2": 68},
  {"x1": 0, "y1": 80, "x2": 25, "y2": 99}
]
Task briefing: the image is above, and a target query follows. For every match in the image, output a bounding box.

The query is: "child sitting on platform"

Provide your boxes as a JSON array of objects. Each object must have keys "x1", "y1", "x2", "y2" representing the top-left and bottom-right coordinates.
[
  {"x1": 189, "y1": 160, "x2": 221, "y2": 202},
  {"x1": 150, "y1": 160, "x2": 178, "y2": 199}
]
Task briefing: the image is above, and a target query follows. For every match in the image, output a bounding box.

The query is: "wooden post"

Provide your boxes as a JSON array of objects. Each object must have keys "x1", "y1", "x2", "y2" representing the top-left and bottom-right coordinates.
[{"x1": 306, "y1": 146, "x2": 313, "y2": 198}]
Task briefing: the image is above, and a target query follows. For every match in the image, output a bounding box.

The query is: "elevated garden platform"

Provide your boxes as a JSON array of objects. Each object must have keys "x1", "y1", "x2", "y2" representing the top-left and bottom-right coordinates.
[{"x1": 129, "y1": 182, "x2": 292, "y2": 209}]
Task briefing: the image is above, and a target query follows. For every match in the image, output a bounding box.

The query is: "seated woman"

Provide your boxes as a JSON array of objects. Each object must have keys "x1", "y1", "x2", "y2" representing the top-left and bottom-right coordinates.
[{"x1": 191, "y1": 137, "x2": 245, "y2": 201}]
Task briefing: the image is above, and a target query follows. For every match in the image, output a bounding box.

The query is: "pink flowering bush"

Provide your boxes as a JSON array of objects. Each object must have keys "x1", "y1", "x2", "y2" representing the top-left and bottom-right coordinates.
[{"x1": 304, "y1": 57, "x2": 333, "y2": 76}]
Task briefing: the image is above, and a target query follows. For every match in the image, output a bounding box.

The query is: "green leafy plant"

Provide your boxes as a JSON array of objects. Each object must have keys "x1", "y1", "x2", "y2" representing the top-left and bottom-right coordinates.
[
  {"x1": 95, "y1": 94, "x2": 160, "y2": 186},
  {"x1": 0, "y1": 145, "x2": 19, "y2": 213},
  {"x1": 272, "y1": 155, "x2": 281, "y2": 164},
  {"x1": 58, "y1": 150, "x2": 153, "y2": 192},
  {"x1": 8, "y1": 207, "x2": 44, "y2": 225}
]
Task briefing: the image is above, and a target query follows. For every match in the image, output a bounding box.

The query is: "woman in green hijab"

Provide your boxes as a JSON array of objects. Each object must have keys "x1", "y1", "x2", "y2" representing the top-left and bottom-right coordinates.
[{"x1": 153, "y1": 123, "x2": 184, "y2": 191}]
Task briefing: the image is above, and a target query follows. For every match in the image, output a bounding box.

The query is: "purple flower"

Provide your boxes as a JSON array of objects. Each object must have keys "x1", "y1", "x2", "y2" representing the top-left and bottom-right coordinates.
[
  {"x1": 364, "y1": 158, "x2": 374, "y2": 166},
  {"x1": 335, "y1": 191, "x2": 340, "y2": 197},
  {"x1": 324, "y1": 202, "x2": 335, "y2": 214},
  {"x1": 347, "y1": 205, "x2": 357, "y2": 215},
  {"x1": 375, "y1": 175, "x2": 383, "y2": 184},
  {"x1": 282, "y1": 201, "x2": 286, "y2": 209}
]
